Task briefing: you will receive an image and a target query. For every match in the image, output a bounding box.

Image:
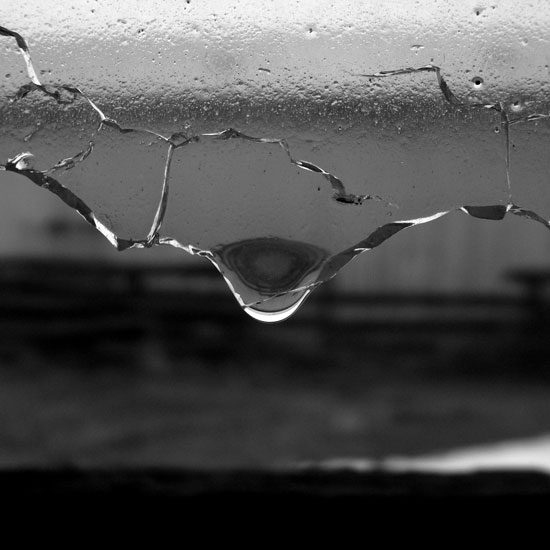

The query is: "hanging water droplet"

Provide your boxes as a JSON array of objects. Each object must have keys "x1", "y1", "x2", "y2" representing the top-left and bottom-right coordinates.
[{"x1": 211, "y1": 237, "x2": 328, "y2": 322}]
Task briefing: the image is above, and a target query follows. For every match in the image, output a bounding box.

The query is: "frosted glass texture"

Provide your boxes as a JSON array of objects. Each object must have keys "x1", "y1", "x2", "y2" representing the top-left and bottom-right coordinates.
[{"x1": 1, "y1": 1, "x2": 550, "y2": 321}]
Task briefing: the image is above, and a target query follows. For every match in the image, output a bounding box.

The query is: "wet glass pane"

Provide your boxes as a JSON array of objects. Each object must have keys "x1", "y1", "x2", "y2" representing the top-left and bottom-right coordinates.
[{"x1": 1, "y1": 1, "x2": 550, "y2": 320}]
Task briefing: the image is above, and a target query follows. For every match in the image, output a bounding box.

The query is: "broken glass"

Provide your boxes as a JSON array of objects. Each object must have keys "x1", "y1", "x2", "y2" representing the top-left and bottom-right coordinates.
[{"x1": 1, "y1": 1, "x2": 550, "y2": 321}]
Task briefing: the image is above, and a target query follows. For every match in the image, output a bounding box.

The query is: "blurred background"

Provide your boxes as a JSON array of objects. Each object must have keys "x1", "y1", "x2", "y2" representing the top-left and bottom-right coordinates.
[{"x1": 2, "y1": 169, "x2": 550, "y2": 484}]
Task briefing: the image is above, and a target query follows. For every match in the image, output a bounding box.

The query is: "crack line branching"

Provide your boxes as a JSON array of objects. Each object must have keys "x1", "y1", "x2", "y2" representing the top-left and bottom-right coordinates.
[
  {"x1": 1, "y1": 25, "x2": 397, "y2": 252},
  {"x1": 2, "y1": 25, "x2": 550, "y2": 278}
]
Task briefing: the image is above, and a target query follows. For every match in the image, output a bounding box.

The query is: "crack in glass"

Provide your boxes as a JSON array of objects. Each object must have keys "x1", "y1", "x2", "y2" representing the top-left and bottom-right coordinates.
[{"x1": 1, "y1": 1, "x2": 550, "y2": 321}]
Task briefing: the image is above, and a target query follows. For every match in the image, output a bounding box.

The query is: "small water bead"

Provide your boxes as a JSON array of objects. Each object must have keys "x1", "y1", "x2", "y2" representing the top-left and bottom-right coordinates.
[{"x1": 472, "y1": 76, "x2": 484, "y2": 88}]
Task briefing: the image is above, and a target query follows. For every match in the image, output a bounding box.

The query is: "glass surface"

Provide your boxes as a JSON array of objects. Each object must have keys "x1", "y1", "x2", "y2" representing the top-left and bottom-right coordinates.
[{"x1": 1, "y1": 0, "x2": 550, "y2": 320}]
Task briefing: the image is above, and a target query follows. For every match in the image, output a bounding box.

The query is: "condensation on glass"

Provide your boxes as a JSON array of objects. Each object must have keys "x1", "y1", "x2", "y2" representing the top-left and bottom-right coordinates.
[{"x1": 1, "y1": 0, "x2": 549, "y2": 321}]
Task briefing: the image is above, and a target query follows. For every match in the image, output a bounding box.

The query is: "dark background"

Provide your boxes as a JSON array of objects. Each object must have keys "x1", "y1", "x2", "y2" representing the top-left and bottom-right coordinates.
[{"x1": 2, "y1": 179, "x2": 550, "y2": 499}]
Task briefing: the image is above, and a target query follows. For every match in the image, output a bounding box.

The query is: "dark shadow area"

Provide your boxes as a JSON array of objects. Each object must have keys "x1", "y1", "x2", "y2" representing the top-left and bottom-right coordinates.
[{"x1": 1, "y1": 257, "x2": 550, "y2": 499}]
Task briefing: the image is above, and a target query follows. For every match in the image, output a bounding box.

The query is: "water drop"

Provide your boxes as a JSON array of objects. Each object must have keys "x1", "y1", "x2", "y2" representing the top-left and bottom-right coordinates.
[
  {"x1": 212, "y1": 237, "x2": 328, "y2": 322},
  {"x1": 472, "y1": 76, "x2": 484, "y2": 88},
  {"x1": 511, "y1": 99, "x2": 523, "y2": 112}
]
